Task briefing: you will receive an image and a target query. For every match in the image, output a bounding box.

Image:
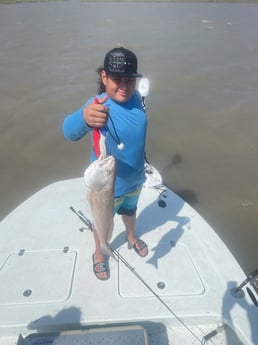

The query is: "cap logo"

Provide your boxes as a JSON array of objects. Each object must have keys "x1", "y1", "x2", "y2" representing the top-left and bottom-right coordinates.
[
  {"x1": 104, "y1": 47, "x2": 142, "y2": 77},
  {"x1": 108, "y1": 53, "x2": 134, "y2": 73}
]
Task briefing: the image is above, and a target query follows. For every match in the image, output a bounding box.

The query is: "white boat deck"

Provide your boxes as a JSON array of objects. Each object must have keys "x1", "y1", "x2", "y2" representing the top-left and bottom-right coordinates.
[{"x1": 0, "y1": 178, "x2": 257, "y2": 345}]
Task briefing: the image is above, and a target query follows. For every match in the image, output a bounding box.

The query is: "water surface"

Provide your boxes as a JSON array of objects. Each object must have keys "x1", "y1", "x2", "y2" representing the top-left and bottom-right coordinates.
[{"x1": 0, "y1": 2, "x2": 257, "y2": 273}]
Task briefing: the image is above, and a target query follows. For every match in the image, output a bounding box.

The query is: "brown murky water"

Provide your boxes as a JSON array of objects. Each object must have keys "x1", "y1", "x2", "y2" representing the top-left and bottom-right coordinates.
[{"x1": 0, "y1": 2, "x2": 257, "y2": 274}]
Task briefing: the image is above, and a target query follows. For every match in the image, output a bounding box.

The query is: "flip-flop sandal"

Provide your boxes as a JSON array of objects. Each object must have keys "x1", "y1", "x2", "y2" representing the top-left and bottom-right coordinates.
[
  {"x1": 126, "y1": 239, "x2": 148, "y2": 257},
  {"x1": 92, "y1": 254, "x2": 110, "y2": 280}
]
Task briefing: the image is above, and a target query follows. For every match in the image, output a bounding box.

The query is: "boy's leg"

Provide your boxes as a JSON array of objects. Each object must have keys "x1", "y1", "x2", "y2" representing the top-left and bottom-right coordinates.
[
  {"x1": 122, "y1": 213, "x2": 148, "y2": 257},
  {"x1": 122, "y1": 213, "x2": 137, "y2": 243}
]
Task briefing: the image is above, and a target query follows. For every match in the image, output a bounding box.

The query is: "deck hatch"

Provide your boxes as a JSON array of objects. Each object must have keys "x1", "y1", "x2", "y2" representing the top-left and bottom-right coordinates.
[
  {"x1": 118, "y1": 242, "x2": 204, "y2": 298},
  {"x1": 0, "y1": 249, "x2": 76, "y2": 305}
]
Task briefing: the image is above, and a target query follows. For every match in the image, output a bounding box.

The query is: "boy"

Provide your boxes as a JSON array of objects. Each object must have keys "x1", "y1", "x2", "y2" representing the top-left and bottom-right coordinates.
[{"x1": 63, "y1": 47, "x2": 148, "y2": 280}]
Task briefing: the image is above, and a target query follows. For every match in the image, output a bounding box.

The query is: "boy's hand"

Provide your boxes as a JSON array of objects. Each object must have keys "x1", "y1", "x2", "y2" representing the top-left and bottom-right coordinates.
[{"x1": 83, "y1": 95, "x2": 109, "y2": 127}]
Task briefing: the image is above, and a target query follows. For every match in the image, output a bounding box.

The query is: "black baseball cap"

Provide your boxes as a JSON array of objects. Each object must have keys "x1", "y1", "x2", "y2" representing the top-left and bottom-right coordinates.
[{"x1": 104, "y1": 47, "x2": 142, "y2": 78}]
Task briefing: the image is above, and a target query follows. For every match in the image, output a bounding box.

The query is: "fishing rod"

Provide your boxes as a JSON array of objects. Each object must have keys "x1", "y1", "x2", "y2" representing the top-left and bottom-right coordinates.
[
  {"x1": 112, "y1": 249, "x2": 204, "y2": 344},
  {"x1": 116, "y1": 79, "x2": 215, "y2": 343},
  {"x1": 70, "y1": 206, "x2": 204, "y2": 344},
  {"x1": 69, "y1": 206, "x2": 93, "y2": 231}
]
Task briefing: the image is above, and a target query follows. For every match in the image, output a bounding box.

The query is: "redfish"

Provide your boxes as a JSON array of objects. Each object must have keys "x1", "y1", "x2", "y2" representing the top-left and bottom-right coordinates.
[{"x1": 84, "y1": 155, "x2": 116, "y2": 257}]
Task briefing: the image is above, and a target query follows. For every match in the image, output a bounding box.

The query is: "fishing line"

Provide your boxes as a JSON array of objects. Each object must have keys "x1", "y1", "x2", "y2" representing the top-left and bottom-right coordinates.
[
  {"x1": 106, "y1": 115, "x2": 124, "y2": 150},
  {"x1": 93, "y1": 97, "x2": 124, "y2": 150},
  {"x1": 112, "y1": 249, "x2": 204, "y2": 344}
]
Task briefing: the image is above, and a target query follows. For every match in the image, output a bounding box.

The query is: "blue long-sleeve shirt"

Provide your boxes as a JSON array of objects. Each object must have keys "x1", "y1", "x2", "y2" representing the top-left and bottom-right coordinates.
[{"x1": 63, "y1": 91, "x2": 147, "y2": 197}]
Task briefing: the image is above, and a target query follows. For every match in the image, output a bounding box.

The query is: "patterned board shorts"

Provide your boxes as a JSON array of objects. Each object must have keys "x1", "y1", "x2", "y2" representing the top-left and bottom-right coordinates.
[{"x1": 114, "y1": 187, "x2": 142, "y2": 216}]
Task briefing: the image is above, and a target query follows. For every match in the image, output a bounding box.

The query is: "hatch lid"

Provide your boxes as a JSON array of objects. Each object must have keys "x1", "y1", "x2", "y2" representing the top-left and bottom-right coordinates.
[
  {"x1": 0, "y1": 248, "x2": 76, "y2": 305},
  {"x1": 118, "y1": 242, "x2": 204, "y2": 298}
]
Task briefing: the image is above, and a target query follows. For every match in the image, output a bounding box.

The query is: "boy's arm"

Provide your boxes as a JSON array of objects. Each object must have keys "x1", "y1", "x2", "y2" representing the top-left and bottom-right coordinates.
[
  {"x1": 63, "y1": 95, "x2": 109, "y2": 141},
  {"x1": 63, "y1": 106, "x2": 92, "y2": 141}
]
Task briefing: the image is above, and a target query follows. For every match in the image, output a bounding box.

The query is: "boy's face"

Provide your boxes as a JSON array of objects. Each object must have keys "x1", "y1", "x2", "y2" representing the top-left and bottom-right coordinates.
[{"x1": 101, "y1": 71, "x2": 136, "y2": 103}]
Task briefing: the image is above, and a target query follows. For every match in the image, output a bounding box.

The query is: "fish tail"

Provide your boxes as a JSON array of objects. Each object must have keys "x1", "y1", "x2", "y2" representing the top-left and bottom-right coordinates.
[{"x1": 101, "y1": 244, "x2": 116, "y2": 260}]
